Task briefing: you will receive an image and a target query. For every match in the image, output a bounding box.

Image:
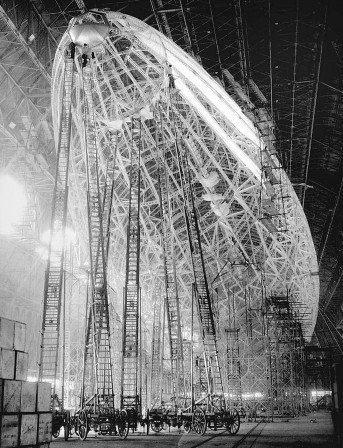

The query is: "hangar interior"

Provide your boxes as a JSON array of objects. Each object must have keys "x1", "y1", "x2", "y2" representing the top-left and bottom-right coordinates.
[{"x1": 0, "y1": 0, "x2": 342, "y2": 446}]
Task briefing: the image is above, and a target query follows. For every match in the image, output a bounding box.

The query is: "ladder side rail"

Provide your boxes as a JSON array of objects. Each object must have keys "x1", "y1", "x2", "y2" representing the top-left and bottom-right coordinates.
[
  {"x1": 102, "y1": 131, "x2": 119, "y2": 265},
  {"x1": 81, "y1": 283, "x2": 95, "y2": 406},
  {"x1": 150, "y1": 290, "x2": 162, "y2": 407},
  {"x1": 39, "y1": 44, "x2": 75, "y2": 395},
  {"x1": 172, "y1": 109, "x2": 224, "y2": 399},
  {"x1": 155, "y1": 107, "x2": 185, "y2": 404},
  {"x1": 82, "y1": 62, "x2": 114, "y2": 407},
  {"x1": 121, "y1": 117, "x2": 141, "y2": 413}
]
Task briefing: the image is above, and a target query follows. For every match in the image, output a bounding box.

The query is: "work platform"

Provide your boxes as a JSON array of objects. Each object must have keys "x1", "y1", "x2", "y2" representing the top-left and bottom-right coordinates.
[{"x1": 51, "y1": 411, "x2": 339, "y2": 447}]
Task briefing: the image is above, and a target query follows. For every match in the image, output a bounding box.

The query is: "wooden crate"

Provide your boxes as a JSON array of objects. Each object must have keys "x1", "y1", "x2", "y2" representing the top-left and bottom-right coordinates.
[
  {"x1": 15, "y1": 351, "x2": 28, "y2": 381},
  {"x1": 21, "y1": 381, "x2": 37, "y2": 413},
  {"x1": 14, "y1": 321, "x2": 26, "y2": 352},
  {"x1": 37, "y1": 413, "x2": 52, "y2": 444},
  {"x1": 0, "y1": 414, "x2": 19, "y2": 448},
  {"x1": 0, "y1": 317, "x2": 15, "y2": 350},
  {"x1": 1, "y1": 379, "x2": 22, "y2": 412},
  {"x1": 36, "y1": 382, "x2": 51, "y2": 412},
  {"x1": 0, "y1": 348, "x2": 15, "y2": 379},
  {"x1": 20, "y1": 413, "x2": 38, "y2": 446}
]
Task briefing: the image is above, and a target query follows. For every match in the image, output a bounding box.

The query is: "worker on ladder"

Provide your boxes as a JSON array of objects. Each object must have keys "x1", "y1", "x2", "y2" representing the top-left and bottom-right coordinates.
[{"x1": 167, "y1": 64, "x2": 176, "y2": 89}]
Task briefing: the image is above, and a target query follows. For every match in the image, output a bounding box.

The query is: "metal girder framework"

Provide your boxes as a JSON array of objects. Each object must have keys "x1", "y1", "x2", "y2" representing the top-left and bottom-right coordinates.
[
  {"x1": 266, "y1": 295, "x2": 301, "y2": 418},
  {"x1": 315, "y1": 308, "x2": 343, "y2": 357},
  {"x1": 226, "y1": 328, "x2": 242, "y2": 407},
  {"x1": 0, "y1": 8, "x2": 54, "y2": 168},
  {"x1": 51, "y1": 10, "x2": 319, "y2": 408},
  {"x1": 0, "y1": 0, "x2": 342, "y2": 377},
  {"x1": 0, "y1": 0, "x2": 86, "y2": 73},
  {"x1": 0, "y1": 0, "x2": 87, "y2": 186},
  {"x1": 150, "y1": 0, "x2": 194, "y2": 55}
]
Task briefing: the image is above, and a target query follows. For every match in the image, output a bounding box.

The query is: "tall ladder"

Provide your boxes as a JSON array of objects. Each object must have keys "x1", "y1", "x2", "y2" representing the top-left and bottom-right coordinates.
[
  {"x1": 156, "y1": 118, "x2": 184, "y2": 406},
  {"x1": 175, "y1": 136, "x2": 224, "y2": 402},
  {"x1": 121, "y1": 118, "x2": 141, "y2": 413},
  {"x1": 102, "y1": 132, "x2": 118, "y2": 263},
  {"x1": 82, "y1": 62, "x2": 114, "y2": 410},
  {"x1": 150, "y1": 287, "x2": 162, "y2": 408},
  {"x1": 226, "y1": 328, "x2": 242, "y2": 407},
  {"x1": 194, "y1": 355, "x2": 208, "y2": 400},
  {"x1": 39, "y1": 43, "x2": 75, "y2": 397},
  {"x1": 82, "y1": 137, "x2": 117, "y2": 404}
]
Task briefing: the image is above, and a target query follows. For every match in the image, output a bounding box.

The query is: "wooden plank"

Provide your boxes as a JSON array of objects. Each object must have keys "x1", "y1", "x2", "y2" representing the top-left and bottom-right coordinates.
[
  {"x1": 0, "y1": 414, "x2": 19, "y2": 448},
  {"x1": 0, "y1": 348, "x2": 15, "y2": 379},
  {"x1": 19, "y1": 413, "x2": 38, "y2": 446},
  {"x1": 2, "y1": 379, "x2": 22, "y2": 412},
  {"x1": 21, "y1": 381, "x2": 37, "y2": 413},
  {"x1": 14, "y1": 321, "x2": 26, "y2": 352},
  {"x1": 37, "y1": 413, "x2": 52, "y2": 443},
  {"x1": 37, "y1": 382, "x2": 51, "y2": 412},
  {"x1": 15, "y1": 351, "x2": 28, "y2": 381},
  {"x1": 0, "y1": 317, "x2": 15, "y2": 350}
]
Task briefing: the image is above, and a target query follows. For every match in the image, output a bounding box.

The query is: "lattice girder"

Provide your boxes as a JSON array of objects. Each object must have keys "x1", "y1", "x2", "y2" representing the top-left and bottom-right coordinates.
[{"x1": 51, "y1": 11, "x2": 319, "y2": 400}]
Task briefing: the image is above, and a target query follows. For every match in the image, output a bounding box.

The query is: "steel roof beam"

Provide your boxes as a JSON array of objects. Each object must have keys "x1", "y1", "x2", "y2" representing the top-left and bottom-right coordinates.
[
  {"x1": 301, "y1": 6, "x2": 327, "y2": 208},
  {"x1": 0, "y1": 6, "x2": 51, "y2": 82}
]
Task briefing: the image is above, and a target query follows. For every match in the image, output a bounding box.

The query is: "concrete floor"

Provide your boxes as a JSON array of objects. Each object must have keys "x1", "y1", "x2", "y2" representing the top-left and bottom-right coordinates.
[{"x1": 51, "y1": 411, "x2": 340, "y2": 448}]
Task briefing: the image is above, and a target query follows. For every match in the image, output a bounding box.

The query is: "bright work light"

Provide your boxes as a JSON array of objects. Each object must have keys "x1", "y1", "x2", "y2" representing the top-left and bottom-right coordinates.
[{"x1": 0, "y1": 174, "x2": 27, "y2": 234}]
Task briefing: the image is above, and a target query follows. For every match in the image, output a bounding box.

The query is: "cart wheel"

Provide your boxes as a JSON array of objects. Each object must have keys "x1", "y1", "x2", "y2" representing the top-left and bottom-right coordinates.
[
  {"x1": 192, "y1": 408, "x2": 207, "y2": 436},
  {"x1": 146, "y1": 409, "x2": 150, "y2": 436},
  {"x1": 52, "y1": 428, "x2": 60, "y2": 438},
  {"x1": 64, "y1": 411, "x2": 70, "y2": 441},
  {"x1": 69, "y1": 416, "x2": 76, "y2": 436},
  {"x1": 118, "y1": 409, "x2": 129, "y2": 440},
  {"x1": 151, "y1": 421, "x2": 163, "y2": 432},
  {"x1": 183, "y1": 421, "x2": 192, "y2": 433},
  {"x1": 78, "y1": 410, "x2": 88, "y2": 441},
  {"x1": 79, "y1": 425, "x2": 87, "y2": 441},
  {"x1": 226, "y1": 408, "x2": 240, "y2": 435}
]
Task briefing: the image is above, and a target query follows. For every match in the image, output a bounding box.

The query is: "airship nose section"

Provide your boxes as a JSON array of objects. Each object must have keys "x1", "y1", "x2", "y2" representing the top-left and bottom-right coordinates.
[{"x1": 69, "y1": 23, "x2": 110, "y2": 48}]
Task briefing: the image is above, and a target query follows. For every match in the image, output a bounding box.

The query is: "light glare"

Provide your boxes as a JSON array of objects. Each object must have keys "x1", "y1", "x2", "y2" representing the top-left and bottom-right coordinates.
[
  {"x1": 0, "y1": 175, "x2": 27, "y2": 234},
  {"x1": 36, "y1": 227, "x2": 76, "y2": 259}
]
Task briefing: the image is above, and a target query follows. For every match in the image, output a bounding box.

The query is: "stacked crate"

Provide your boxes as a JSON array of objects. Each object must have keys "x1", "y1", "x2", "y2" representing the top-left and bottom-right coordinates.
[{"x1": 0, "y1": 316, "x2": 52, "y2": 448}]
